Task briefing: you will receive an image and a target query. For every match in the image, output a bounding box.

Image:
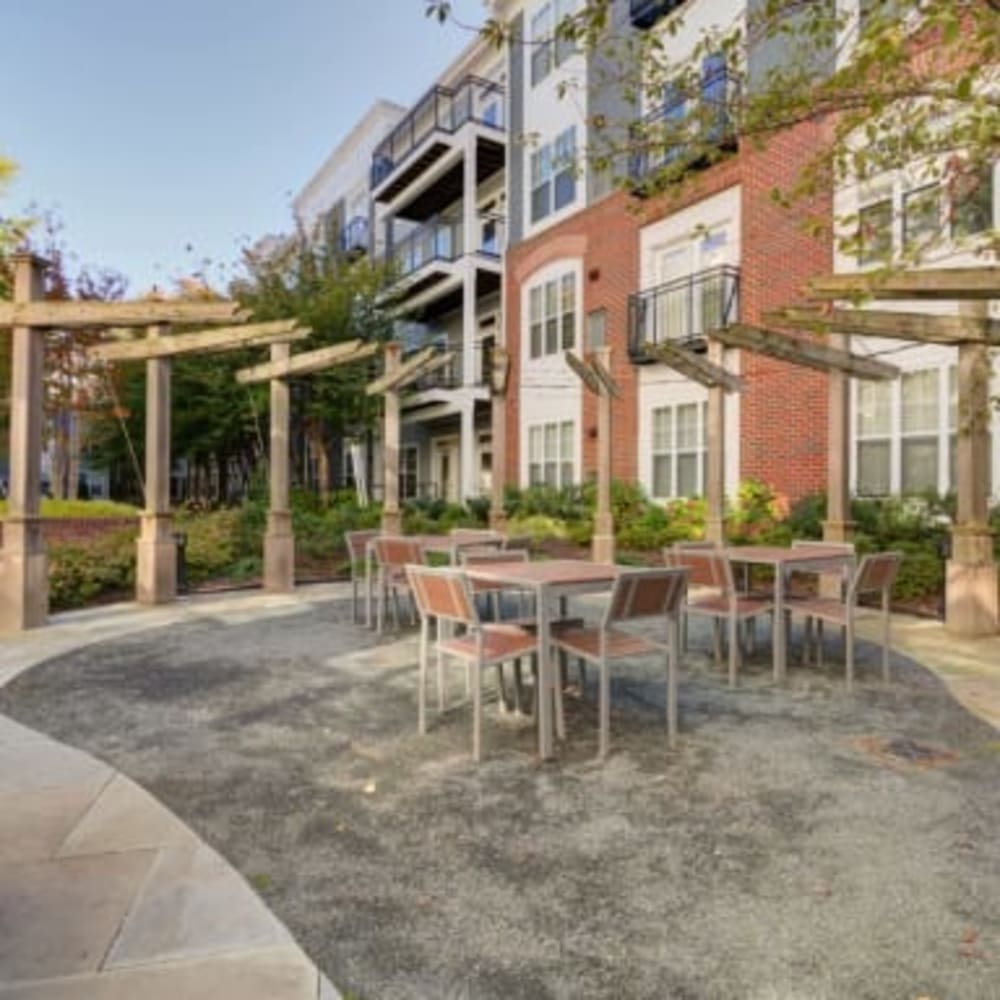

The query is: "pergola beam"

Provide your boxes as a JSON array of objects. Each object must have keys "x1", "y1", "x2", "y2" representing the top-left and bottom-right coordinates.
[
  {"x1": 713, "y1": 324, "x2": 899, "y2": 380},
  {"x1": 766, "y1": 307, "x2": 1000, "y2": 346},
  {"x1": 88, "y1": 321, "x2": 309, "y2": 362},
  {"x1": 645, "y1": 341, "x2": 743, "y2": 392},
  {"x1": 365, "y1": 346, "x2": 436, "y2": 396},
  {"x1": 401, "y1": 350, "x2": 456, "y2": 389},
  {"x1": 236, "y1": 339, "x2": 377, "y2": 384},
  {"x1": 0, "y1": 299, "x2": 246, "y2": 329},
  {"x1": 807, "y1": 268, "x2": 1000, "y2": 302}
]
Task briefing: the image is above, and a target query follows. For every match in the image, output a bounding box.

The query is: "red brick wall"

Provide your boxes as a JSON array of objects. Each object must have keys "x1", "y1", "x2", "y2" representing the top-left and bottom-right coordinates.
[
  {"x1": 0, "y1": 517, "x2": 138, "y2": 548},
  {"x1": 739, "y1": 120, "x2": 833, "y2": 502},
  {"x1": 504, "y1": 124, "x2": 832, "y2": 504}
]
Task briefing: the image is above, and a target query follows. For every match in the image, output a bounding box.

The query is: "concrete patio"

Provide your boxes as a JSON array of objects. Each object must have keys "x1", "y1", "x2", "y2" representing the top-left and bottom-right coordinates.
[{"x1": 1, "y1": 583, "x2": 1000, "y2": 999}]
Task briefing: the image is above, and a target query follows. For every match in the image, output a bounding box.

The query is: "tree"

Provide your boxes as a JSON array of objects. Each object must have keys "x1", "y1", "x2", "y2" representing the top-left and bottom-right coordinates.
[
  {"x1": 229, "y1": 228, "x2": 395, "y2": 501},
  {"x1": 427, "y1": 0, "x2": 999, "y2": 261}
]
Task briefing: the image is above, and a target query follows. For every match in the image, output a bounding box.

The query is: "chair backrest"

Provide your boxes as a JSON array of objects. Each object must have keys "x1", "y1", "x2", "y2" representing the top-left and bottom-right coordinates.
[
  {"x1": 345, "y1": 529, "x2": 379, "y2": 563},
  {"x1": 606, "y1": 568, "x2": 689, "y2": 625},
  {"x1": 459, "y1": 549, "x2": 529, "y2": 567},
  {"x1": 406, "y1": 565, "x2": 479, "y2": 626},
  {"x1": 849, "y1": 551, "x2": 902, "y2": 603},
  {"x1": 373, "y1": 536, "x2": 425, "y2": 570},
  {"x1": 669, "y1": 545, "x2": 738, "y2": 601}
]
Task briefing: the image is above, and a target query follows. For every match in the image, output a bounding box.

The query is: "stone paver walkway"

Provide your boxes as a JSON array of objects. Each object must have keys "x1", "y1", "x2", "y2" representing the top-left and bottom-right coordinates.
[
  {"x1": 0, "y1": 586, "x2": 347, "y2": 1000},
  {"x1": 1, "y1": 584, "x2": 998, "y2": 998}
]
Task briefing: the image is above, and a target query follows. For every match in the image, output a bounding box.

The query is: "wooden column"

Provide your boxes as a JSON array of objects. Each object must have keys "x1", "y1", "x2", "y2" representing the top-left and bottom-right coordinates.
[
  {"x1": 0, "y1": 254, "x2": 49, "y2": 632},
  {"x1": 705, "y1": 341, "x2": 727, "y2": 544},
  {"x1": 264, "y1": 342, "x2": 294, "y2": 592},
  {"x1": 592, "y1": 345, "x2": 615, "y2": 564},
  {"x1": 946, "y1": 301, "x2": 998, "y2": 635},
  {"x1": 136, "y1": 325, "x2": 177, "y2": 604},
  {"x1": 823, "y1": 332, "x2": 855, "y2": 546},
  {"x1": 381, "y1": 343, "x2": 402, "y2": 535}
]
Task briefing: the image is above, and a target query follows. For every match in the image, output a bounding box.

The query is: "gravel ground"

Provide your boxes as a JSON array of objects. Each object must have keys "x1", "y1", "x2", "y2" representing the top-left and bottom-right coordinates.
[{"x1": 3, "y1": 597, "x2": 1000, "y2": 1000}]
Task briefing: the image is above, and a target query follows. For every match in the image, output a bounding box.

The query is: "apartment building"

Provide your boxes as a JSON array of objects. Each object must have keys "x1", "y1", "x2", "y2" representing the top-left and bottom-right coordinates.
[
  {"x1": 494, "y1": 0, "x2": 997, "y2": 507},
  {"x1": 371, "y1": 37, "x2": 507, "y2": 504}
]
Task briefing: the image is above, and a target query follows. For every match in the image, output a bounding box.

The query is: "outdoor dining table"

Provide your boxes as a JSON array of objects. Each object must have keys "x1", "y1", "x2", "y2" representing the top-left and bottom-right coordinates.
[
  {"x1": 462, "y1": 559, "x2": 620, "y2": 760},
  {"x1": 722, "y1": 545, "x2": 856, "y2": 682}
]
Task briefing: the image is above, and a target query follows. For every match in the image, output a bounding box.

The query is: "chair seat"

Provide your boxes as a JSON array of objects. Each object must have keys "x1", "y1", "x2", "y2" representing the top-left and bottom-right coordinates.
[
  {"x1": 785, "y1": 595, "x2": 875, "y2": 625},
  {"x1": 438, "y1": 624, "x2": 537, "y2": 665},
  {"x1": 551, "y1": 624, "x2": 658, "y2": 661},
  {"x1": 685, "y1": 594, "x2": 772, "y2": 618}
]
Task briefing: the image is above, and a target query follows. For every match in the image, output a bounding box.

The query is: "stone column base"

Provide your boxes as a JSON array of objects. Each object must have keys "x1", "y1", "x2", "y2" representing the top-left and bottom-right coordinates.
[
  {"x1": 0, "y1": 517, "x2": 48, "y2": 632},
  {"x1": 946, "y1": 560, "x2": 1000, "y2": 637},
  {"x1": 136, "y1": 513, "x2": 176, "y2": 606},
  {"x1": 381, "y1": 508, "x2": 402, "y2": 536},
  {"x1": 264, "y1": 510, "x2": 295, "y2": 593},
  {"x1": 592, "y1": 513, "x2": 615, "y2": 565}
]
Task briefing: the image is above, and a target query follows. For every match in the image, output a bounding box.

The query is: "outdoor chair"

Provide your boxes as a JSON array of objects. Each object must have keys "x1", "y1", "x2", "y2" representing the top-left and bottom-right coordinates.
[
  {"x1": 550, "y1": 568, "x2": 688, "y2": 759},
  {"x1": 784, "y1": 551, "x2": 902, "y2": 690},
  {"x1": 371, "y1": 536, "x2": 426, "y2": 633},
  {"x1": 345, "y1": 529, "x2": 379, "y2": 624},
  {"x1": 667, "y1": 545, "x2": 773, "y2": 687},
  {"x1": 406, "y1": 564, "x2": 539, "y2": 761}
]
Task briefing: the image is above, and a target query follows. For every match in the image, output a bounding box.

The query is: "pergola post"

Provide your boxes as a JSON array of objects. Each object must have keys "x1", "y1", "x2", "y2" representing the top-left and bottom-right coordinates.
[
  {"x1": 705, "y1": 341, "x2": 727, "y2": 544},
  {"x1": 946, "y1": 301, "x2": 999, "y2": 636},
  {"x1": 592, "y1": 345, "x2": 615, "y2": 564},
  {"x1": 263, "y1": 342, "x2": 294, "y2": 592},
  {"x1": 823, "y1": 333, "x2": 855, "y2": 545},
  {"x1": 381, "y1": 342, "x2": 402, "y2": 535},
  {"x1": 0, "y1": 253, "x2": 49, "y2": 632},
  {"x1": 135, "y1": 324, "x2": 176, "y2": 605},
  {"x1": 488, "y1": 361, "x2": 508, "y2": 532}
]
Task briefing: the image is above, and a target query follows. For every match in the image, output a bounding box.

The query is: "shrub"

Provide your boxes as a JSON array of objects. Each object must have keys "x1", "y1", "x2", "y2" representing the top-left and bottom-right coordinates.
[
  {"x1": 505, "y1": 514, "x2": 570, "y2": 543},
  {"x1": 48, "y1": 527, "x2": 137, "y2": 611},
  {"x1": 0, "y1": 499, "x2": 139, "y2": 519}
]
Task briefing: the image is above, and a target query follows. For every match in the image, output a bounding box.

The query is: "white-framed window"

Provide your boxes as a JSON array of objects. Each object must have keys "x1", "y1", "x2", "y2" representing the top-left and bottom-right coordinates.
[
  {"x1": 530, "y1": 126, "x2": 577, "y2": 223},
  {"x1": 650, "y1": 402, "x2": 707, "y2": 499},
  {"x1": 857, "y1": 197, "x2": 893, "y2": 266},
  {"x1": 401, "y1": 445, "x2": 418, "y2": 501},
  {"x1": 902, "y1": 183, "x2": 941, "y2": 254},
  {"x1": 530, "y1": 0, "x2": 578, "y2": 87},
  {"x1": 528, "y1": 270, "x2": 576, "y2": 359},
  {"x1": 853, "y1": 364, "x2": 990, "y2": 496},
  {"x1": 528, "y1": 420, "x2": 575, "y2": 487}
]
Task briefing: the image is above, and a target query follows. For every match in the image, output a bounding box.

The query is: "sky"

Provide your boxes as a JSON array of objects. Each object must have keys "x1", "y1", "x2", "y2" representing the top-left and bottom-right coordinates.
[{"x1": 1, "y1": 0, "x2": 487, "y2": 294}]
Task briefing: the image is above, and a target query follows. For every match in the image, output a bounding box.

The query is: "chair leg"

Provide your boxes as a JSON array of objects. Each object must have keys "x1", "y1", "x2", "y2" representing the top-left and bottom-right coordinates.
[
  {"x1": 817, "y1": 620, "x2": 825, "y2": 669},
  {"x1": 712, "y1": 619, "x2": 723, "y2": 664},
  {"x1": 598, "y1": 655, "x2": 610, "y2": 760},
  {"x1": 554, "y1": 665, "x2": 566, "y2": 741},
  {"x1": 728, "y1": 614, "x2": 739, "y2": 687},
  {"x1": 418, "y1": 617, "x2": 429, "y2": 735},
  {"x1": 472, "y1": 664, "x2": 483, "y2": 762},
  {"x1": 435, "y1": 618, "x2": 445, "y2": 712}
]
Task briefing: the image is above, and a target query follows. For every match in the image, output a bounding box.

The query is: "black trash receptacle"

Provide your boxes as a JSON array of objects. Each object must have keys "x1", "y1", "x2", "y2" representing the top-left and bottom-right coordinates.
[{"x1": 174, "y1": 532, "x2": 188, "y2": 594}]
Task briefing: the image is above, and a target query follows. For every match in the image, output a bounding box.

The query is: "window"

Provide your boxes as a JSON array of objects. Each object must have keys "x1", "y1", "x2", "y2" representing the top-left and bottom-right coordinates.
[
  {"x1": 531, "y1": 0, "x2": 577, "y2": 86},
  {"x1": 530, "y1": 4, "x2": 553, "y2": 85},
  {"x1": 856, "y1": 379, "x2": 891, "y2": 495},
  {"x1": 900, "y1": 369, "x2": 939, "y2": 494},
  {"x1": 902, "y1": 184, "x2": 941, "y2": 254},
  {"x1": 857, "y1": 199, "x2": 893, "y2": 266},
  {"x1": 952, "y1": 164, "x2": 995, "y2": 238},
  {"x1": 528, "y1": 420, "x2": 575, "y2": 487},
  {"x1": 650, "y1": 402, "x2": 707, "y2": 498},
  {"x1": 528, "y1": 271, "x2": 576, "y2": 359},
  {"x1": 530, "y1": 127, "x2": 577, "y2": 223},
  {"x1": 401, "y1": 446, "x2": 418, "y2": 501},
  {"x1": 700, "y1": 52, "x2": 730, "y2": 146}
]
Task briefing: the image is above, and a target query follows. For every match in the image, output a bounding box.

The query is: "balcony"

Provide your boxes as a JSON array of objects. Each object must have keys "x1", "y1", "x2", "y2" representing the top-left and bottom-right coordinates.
[
  {"x1": 629, "y1": 0, "x2": 686, "y2": 29},
  {"x1": 390, "y1": 218, "x2": 463, "y2": 281},
  {"x1": 628, "y1": 265, "x2": 739, "y2": 362},
  {"x1": 340, "y1": 215, "x2": 369, "y2": 255},
  {"x1": 404, "y1": 341, "x2": 493, "y2": 392},
  {"x1": 370, "y1": 75, "x2": 505, "y2": 205},
  {"x1": 628, "y1": 61, "x2": 737, "y2": 187}
]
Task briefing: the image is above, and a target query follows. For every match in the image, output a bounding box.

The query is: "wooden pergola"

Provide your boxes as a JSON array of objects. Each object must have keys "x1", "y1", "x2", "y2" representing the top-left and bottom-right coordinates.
[
  {"x1": 0, "y1": 254, "x2": 308, "y2": 631},
  {"x1": 235, "y1": 338, "x2": 377, "y2": 590}
]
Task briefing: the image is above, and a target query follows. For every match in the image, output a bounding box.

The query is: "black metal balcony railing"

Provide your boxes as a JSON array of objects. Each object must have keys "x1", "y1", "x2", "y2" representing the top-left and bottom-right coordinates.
[
  {"x1": 628, "y1": 72, "x2": 737, "y2": 183},
  {"x1": 628, "y1": 265, "x2": 740, "y2": 361},
  {"x1": 390, "y1": 217, "x2": 463, "y2": 279},
  {"x1": 371, "y1": 75, "x2": 505, "y2": 189},
  {"x1": 340, "y1": 215, "x2": 369, "y2": 255},
  {"x1": 405, "y1": 341, "x2": 493, "y2": 391}
]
